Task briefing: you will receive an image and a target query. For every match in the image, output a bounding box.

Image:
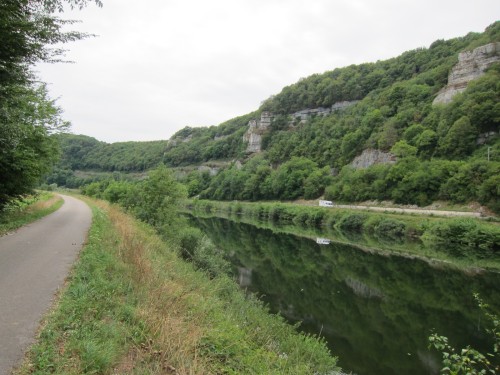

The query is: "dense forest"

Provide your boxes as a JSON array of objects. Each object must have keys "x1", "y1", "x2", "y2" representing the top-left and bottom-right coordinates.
[{"x1": 50, "y1": 22, "x2": 500, "y2": 212}]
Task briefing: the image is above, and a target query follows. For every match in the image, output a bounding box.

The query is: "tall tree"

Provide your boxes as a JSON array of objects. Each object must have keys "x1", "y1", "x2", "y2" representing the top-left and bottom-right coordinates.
[{"x1": 0, "y1": 0, "x2": 101, "y2": 207}]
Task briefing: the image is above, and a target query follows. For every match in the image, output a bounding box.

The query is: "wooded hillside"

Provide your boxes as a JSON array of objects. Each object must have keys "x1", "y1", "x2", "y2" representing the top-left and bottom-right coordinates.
[{"x1": 50, "y1": 22, "x2": 500, "y2": 212}]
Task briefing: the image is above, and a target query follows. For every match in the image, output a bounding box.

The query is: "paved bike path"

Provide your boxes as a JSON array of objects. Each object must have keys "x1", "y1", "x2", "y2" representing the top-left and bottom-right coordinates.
[{"x1": 0, "y1": 195, "x2": 91, "y2": 375}]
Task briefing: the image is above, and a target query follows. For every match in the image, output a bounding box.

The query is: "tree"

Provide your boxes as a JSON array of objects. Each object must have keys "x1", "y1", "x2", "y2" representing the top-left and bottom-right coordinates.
[
  {"x1": 270, "y1": 157, "x2": 318, "y2": 200},
  {"x1": 439, "y1": 116, "x2": 478, "y2": 158},
  {"x1": 0, "y1": 0, "x2": 101, "y2": 208},
  {"x1": 133, "y1": 165, "x2": 187, "y2": 234},
  {"x1": 391, "y1": 140, "x2": 417, "y2": 158},
  {"x1": 303, "y1": 167, "x2": 332, "y2": 199},
  {"x1": 0, "y1": 84, "x2": 66, "y2": 206},
  {"x1": 415, "y1": 129, "x2": 438, "y2": 158}
]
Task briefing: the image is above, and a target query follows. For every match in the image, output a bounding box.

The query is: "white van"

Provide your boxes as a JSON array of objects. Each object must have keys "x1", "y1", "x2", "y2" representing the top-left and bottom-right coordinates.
[{"x1": 319, "y1": 200, "x2": 333, "y2": 207}]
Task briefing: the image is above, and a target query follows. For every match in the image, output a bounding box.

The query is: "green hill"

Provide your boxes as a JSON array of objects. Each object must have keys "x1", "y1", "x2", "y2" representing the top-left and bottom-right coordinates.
[{"x1": 48, "y1": 22, "x2": 500, "y2": 212}]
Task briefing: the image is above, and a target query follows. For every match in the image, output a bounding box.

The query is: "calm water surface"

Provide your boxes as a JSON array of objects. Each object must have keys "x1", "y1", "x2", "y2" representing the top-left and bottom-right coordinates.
[{"x1": 189, "y1": 215, "x2": 500, "y2": 375}]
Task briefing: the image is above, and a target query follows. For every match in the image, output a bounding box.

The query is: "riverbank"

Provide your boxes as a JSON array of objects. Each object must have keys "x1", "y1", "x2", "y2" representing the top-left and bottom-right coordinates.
[
  {"x1": 184, "y1": 200, "x2": 500, "y2": 270},
  {"x1": 15, "y1": 197, "x2": 338, "y2": 374}
]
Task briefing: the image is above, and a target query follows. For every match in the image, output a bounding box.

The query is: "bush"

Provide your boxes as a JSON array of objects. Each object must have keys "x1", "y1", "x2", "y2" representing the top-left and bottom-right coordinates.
[
  {"x1": 305, "y1": 210, "x2": 326, "y2": 227},
  {"x1": 293, "y1": 211, "x2": 311, "y2": 226},
  {"x1": 423, "y1": 218, "x2": 500, "y2": 258},
  {"x1": 178, "y1": 227, "x2": 203, "y2": 259},
  {"x1": 178, "y1": 227, "x2": 231, "y2": 278},
  {"x1": 374, "y1": 218, "x2": 407, "y2": 240},
  {"x1": 337, "y1": 213, "x2": 367, "y2": 232}
]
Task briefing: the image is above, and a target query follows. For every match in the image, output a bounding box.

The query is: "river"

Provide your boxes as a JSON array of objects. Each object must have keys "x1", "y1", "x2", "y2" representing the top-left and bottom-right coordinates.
[{"x1": 188, "y1": 215, "x2": 500, "y2": 375}]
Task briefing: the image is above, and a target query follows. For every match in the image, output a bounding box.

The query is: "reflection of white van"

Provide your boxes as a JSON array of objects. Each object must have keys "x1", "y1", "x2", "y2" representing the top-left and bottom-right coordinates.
[
  {"x1": 319, "y1": 200, "x2": 333, "y2": 207},
  {"x1": 316, "y1": 238, "x2": 331, "y2": 245}
]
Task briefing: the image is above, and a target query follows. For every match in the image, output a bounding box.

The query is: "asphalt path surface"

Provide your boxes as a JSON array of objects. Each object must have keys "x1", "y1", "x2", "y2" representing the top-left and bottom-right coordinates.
[{"x1": 0, "y1": 195, "x2": 91, "y2": 375}]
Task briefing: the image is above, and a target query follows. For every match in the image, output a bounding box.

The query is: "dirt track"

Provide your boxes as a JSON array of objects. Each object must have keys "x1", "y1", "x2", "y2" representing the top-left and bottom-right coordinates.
[
  {"x1": 332, "y1": 204, "x2": 482, "y2": 217},
  {"x1": 0, "y1": 195, "x2": 91, "y2": 375}
]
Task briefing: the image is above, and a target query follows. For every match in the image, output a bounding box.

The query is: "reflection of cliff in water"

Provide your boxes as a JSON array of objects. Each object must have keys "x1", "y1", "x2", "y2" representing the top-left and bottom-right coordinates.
[
  {"x1": 189, "y1": 215, "x2": 500, "y2": 375},
  {"x1": 344, "y1": 277, "x2": 385, "y2": 299}
]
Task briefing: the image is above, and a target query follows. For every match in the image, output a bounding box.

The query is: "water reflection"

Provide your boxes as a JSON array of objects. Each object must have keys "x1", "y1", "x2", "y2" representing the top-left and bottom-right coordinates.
[
  {"x1": 189, "y1": 215, "x2": 500, "y2": 375},
  {"x1": 238, "y1": 267, "x2": 252, "y2": 287},
  {"x1": 316, "y1": 237, "x2": 331, "y2": 245}
]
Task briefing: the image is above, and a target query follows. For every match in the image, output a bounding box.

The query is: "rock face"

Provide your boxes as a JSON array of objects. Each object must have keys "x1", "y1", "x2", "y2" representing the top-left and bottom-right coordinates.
[
  {"x1": 350, "y1": 149, "x2": 396, "y2": 169},
  {"x1": 243, "y1": 101, "x2": 362, "y2": 153},
  {"x1": 243, "y1": 112, "x2": 272, "y2": 153},
  {"x1": 433, "y1": 42, "x2": 500, "y2": 105},
  {"x1": 290, "y1": 100, "x2": 359, "y2": 124},
  {"x1": 477, "y1": 131, "x2": 498, "y2": 145},
  {"x1": 197, "y1": 165, "x2": 219, "y2": 176}
]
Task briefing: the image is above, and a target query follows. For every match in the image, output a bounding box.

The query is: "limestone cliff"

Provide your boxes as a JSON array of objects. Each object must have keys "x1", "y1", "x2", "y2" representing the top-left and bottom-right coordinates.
[
  {"x1": 290, "y1": 100, "x2": 359, "y2": 124},
  {"x1": 242, "y1": 112, "x2": 272, "y2": 153},
  {"x1": 433, "y1": 42, "x2": 500, "y2": 105},
  {"x1": 243, "y1": 101, "x2": 360, "y2": 153}
]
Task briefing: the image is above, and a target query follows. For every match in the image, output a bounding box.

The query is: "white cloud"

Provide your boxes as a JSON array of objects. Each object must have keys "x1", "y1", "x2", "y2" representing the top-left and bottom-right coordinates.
[{"x1": 37, "y1": 0, "x2": 500, "y2": 142}]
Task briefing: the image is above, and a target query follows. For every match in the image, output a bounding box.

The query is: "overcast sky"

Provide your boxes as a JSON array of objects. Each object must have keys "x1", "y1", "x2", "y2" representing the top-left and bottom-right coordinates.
[{"x1": 36, "y1": 0, "x2": 499, "y2": 143}]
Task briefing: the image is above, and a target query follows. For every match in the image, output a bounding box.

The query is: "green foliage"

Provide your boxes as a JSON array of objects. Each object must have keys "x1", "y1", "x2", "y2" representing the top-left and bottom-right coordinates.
[
  {"x1": 337, "y1": 213, "x2": 367, "y2": 232},
  {"x1": 478, "y1": 174, "x2": 500, "y2": 213},
  {"x1": 429, "y1": 294, "x2": 499, "y2": 375},
  {"x1": 0, "y1": 84, "x2": 66, "y2": 207},
  {"x1": 0, "y1": 0, "x2": 100, "y2": 208},
  {"x1": 0, "y1": 192, "x2": 62, "y2": 236},
  {"x1": 367, "y1": 217, "x2": 407, "y2": 241},
  {"x1": 270, "y1": 157, "x2": 319, "y2": 200},
  {"x1": 45, "y1": 133, "x2": 169, "y2": 175},
  {"x1": 82, "y1": 165, "x2": 187, "y2": 237},
  {"x1": 439, "y1": 116, "x2": 478, "y2": 158},
  {"x1": 422, "y1": 218, "x2": 500, "y2": 258},
  {"x1": 391, "y1": 140, "x2": 418, "y2": 158},
  {"x1": 163, "y1": 113, "x2": 253, "y2": 166},
  {"x1": 177, "y1": 227, "x2": 231, "y2": 278}
]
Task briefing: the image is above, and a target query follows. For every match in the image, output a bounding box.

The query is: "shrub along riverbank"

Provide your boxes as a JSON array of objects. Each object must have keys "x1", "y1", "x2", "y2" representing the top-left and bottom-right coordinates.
[
  {"x1": 0, "y1": 192, "x2": 62, "y2": 236},
  {"x1": 17, "y1": 169, "x2": 339, "y2": 374},
  {"x1": 185, "y1": 200, "x2": 500, "y2": 269}
]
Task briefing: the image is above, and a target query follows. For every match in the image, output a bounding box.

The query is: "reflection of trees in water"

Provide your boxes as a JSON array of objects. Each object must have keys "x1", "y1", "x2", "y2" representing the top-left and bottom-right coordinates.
[{"x1": 190, "y1": 216, "x2": 500, "y2": 375}]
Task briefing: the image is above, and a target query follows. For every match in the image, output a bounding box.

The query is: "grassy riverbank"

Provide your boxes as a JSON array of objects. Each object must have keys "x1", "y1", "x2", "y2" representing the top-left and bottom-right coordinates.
[
  {"x1": 0, "y1": 192, "x2": 63, "y2": 236},
  {"x1": 185, "y1": 200, "x2": 500, "y2": 270},
  {"x1": 16, "y1": 198, "x2": 338, "y2": 374}
]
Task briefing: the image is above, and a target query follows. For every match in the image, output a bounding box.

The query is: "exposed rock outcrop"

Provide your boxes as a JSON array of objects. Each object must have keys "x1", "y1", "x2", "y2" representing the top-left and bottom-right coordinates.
[
  {"x1": 350, "y1": 149, "x2": 396, "y2": 169},
  {"x1": 243, "y1": 101, "x2": 361, "y2": 153},
  {"x1": 197, "y1": 165, "x2": 219, "y2": 176},
  {"x1": 242, "y1": 112, "x2": 272, "y2": 153},
  {"x1": 476, "y1": 131, "x2": 498, "y2": 145},
  {"x1": 291, "y1": 100, "x2": 359, "y2": 124},
  {"x1": 433, "y1": 42, "x2": 500, "y2": 105}
]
